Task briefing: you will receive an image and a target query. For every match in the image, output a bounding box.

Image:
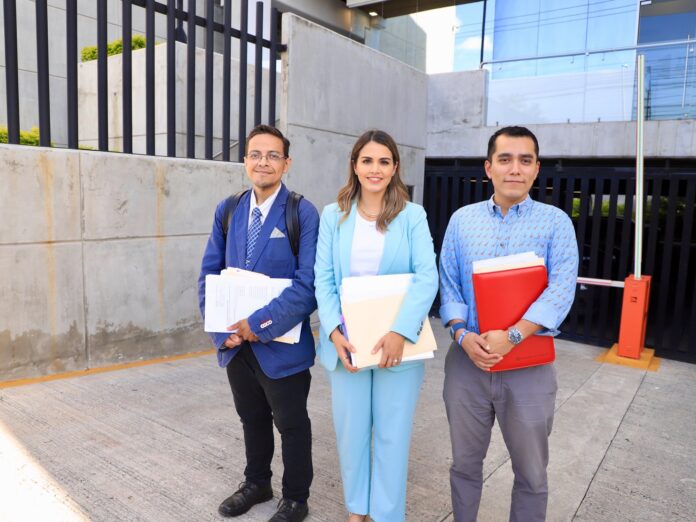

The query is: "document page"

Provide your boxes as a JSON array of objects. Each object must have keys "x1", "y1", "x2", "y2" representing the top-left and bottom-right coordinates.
[{"x1": 204, "y1": 274, "x2": 302, "y2": 343}]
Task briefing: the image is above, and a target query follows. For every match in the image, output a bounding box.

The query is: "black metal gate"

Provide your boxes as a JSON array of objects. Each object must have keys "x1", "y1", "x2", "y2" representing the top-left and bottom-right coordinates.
[{"x1": 424, "y1": 158, "x2": 696, "y2": 363}]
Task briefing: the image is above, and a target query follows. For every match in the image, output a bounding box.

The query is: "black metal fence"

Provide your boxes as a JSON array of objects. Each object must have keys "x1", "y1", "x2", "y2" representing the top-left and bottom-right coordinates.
[
  {"x1": 2, "y1": 0, "x2": 283, "y2": 161},
  {"x1": 424, "y1": 158, "x2": 696, "y2": 363}
]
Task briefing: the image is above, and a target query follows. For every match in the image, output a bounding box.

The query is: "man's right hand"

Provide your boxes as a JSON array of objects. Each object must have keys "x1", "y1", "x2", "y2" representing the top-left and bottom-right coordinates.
[
  {"x1": 330, "y1": 328, "x2": 358, "y2": 373},
  {"x1": 460, "y1": 332, "x2": 503, "y2": 371}
]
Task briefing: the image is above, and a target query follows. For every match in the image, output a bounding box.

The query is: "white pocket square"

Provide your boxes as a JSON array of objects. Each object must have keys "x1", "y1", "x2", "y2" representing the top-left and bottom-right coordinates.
[{"x1": 270, "y1": 227, "x2": 285, "y2": 239}]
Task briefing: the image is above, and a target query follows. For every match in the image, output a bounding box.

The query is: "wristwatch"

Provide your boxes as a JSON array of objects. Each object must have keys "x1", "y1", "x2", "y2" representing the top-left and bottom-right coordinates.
[
  {"x1": 449, "y1": 322, "x2": 467, "y2": 340},
  {"x1": 507, "y1": 326, "x2": 523, "y2": 345}
]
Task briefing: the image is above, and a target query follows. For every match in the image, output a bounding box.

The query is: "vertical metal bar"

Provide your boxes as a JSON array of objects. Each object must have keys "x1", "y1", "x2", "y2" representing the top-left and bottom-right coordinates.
[
  {"x1": 461, "y1": 169, "x2": 471, "y2": 208},
  {"x1": 66, "y1": 0, "x2": 78, "y2": 149},
  {"x1": 167, "y1": 0, "x2": 176, "y2": 157},
  {"x1": 222, "y1": 0, "x2": 232, "y2": 161},
  {"x1": 268, "y1": 7, "x2": 278, "y2": 126},
  {"x1": 588, "y1": 178, "x2": 605, "y2": 279},
  {"x1": 634, "y1": 54, "x2": 645, "y2": 278},
  {"x1": 617, "y1": 177, "x2": 635, "y2": 279},
  {"x1": 551, "y1": 173, "x2": 561, "y2": 209},
  {"x1": 253, "y1": 1, "x2": 263, "y2": 126},
  {"x1": 598, "y1": 177, "x2": 620, "y2": 342},
  {"x1": 187, "y1": 0, "x2": 197, "y2": 158},
  {"x1": 238, "y1": 0, "x2": 249, "y2": 162},
  {"x1": 562, "y1": 175, "x2": 575, "y2": 218},
  {"x1": 176, "y1": 0, "x2": 187, "y2": 42},
  {"x1": 205, "y1": 0, "x2": 214, "y2": 159},
  {"x1": 3, "y1": 0, "x2": 20, "y2": 144},
  {"x1": 644, "y1": 176, "x2": 662, "y2": 276},
  {"x1": 146, "y1": 0, "x2": 155, "y2": 155},
  {"x1": 671, "y1": 179, "x2": 695, "y2": 348},
  {"x1": 655, "y1": 179, "x2": 679, "y2": 348},
  {"x1": 479, "y1": 0, "x2": 487, "y2": 66},
  {"x1": 123, "y1": 0, "x2": 133, "y2": 153},
  {"x1": 576, "y1": 177, "x2": 591, "y2": 276},
  {"x1": 35, "y1": 0, "x2": 51, "y2": 147},
  {"x1": 473, "y1": 172, "x2": 484, "y2": 202},
  {"x1": 536, "y1": 173, "x2": 547, "y2": 203},
  {"x1": 98, "y1": 0, "x2": 108, "y2": 151},
  {"x1": 450, "y1": 171, "x2": 461, "y2": 217},
  {"x1": 585, "y1": 177, "x2": 605, "y2": 339}
]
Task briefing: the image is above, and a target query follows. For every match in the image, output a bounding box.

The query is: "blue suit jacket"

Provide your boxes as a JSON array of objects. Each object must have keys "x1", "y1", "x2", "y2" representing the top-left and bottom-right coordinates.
[
  {"x1": 198, "y1": 184, "x2": 319, "y2": 379},
  {"x1": 314, "y1": 201, "x2": 439, "y2": 372}
]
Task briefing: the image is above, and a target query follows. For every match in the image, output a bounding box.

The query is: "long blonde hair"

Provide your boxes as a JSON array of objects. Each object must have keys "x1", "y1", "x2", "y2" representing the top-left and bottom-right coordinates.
[{"x1": 337, "y1": 130, "x2": 410, "y2": 232}]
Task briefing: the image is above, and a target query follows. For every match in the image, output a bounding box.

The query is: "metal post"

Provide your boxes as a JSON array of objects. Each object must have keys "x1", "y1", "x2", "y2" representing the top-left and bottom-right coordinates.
[
  {"x1": 66, "y1": 0, "x2": 78, "y2": 149},
  {"x1": 175, "y1": 0, "x2": 187, "y2": 42},
  {"x1": 222, "y1": 0, "x2": 232, "y2": 161},
  {"x1": 187, "y1": 0, "x2": 197, "y2": 158},
  {"x1": 634, "y1": 54, "x2": 645, "y2": 279},
  {"x1": 36, "y1": 0, "x2": 51, "y2": 147},
  {"x1": 238, "y1": 0, "x2": 248, "y2": 162},
  {"x1": 268, "y1": 7, "x2": 278, "y2": 126},
  {"x1": 253, "y1": 1, "x2": 263, "y2": 126},
  {"x1": 167, "y1": 0, "x2": 176, "y2": 157},
  {"x1": 123, "y1": 0, "x2": 133, "y2": 153},
  {"x1": 98, "y1": 0, "x2": 108, "y2": 151},
  {"x1": 205, "y1": 0, "x2": 214, "y2": 159},
  {"x1": 3, "y1": 0, "x2": 20, "y2": 144},
  {"x1": 146, "y1": 0, "x2": 156, "y2": 155},
  {"x1": 479, "y1": 0, "x2": 487, "y2": 66}
]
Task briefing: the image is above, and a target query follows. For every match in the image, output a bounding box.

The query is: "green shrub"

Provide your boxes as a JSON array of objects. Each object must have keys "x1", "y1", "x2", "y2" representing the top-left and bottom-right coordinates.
[
  {"x1": 0, "y1": 126, "x2": 41, "y2": 146},
  {"x1": 81, "y1": 35, "x2": 147, "y2": 62}
]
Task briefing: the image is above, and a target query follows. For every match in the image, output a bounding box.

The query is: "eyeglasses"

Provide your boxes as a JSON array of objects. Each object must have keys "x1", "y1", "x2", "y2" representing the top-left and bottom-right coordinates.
[{"x1": 246, "y1": 151, "x2": 286, "y2": 162}]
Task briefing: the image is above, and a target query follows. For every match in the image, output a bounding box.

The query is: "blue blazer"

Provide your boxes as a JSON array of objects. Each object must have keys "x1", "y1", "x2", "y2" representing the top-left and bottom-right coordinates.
[
  {"x1": 314, "y1": 201, "x2": 439, "y2": 372},
  {"x1": 198, "y1": 184, "x2": 320, "y2": 379}
]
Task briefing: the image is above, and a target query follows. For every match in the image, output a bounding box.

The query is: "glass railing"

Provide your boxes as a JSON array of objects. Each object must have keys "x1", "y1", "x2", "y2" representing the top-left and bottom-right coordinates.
[{"x1": 481, "y1": 39, "x2": 696, "y2": 125}]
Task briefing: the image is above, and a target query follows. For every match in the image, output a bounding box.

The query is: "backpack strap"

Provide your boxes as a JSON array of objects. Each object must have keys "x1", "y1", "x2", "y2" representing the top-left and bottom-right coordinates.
[
  {"x1": 223, "y1": 189, "x2": 303, "y2": 258},
  {"x1": 221, "y1": 189, "x2": 249, "y2": 239},
  {"x1": 285, "y1": 191, "x2": 303, "y2": 257}
]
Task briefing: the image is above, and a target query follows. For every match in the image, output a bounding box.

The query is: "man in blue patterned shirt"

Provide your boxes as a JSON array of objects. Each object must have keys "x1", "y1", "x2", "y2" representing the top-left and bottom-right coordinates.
[{"x1": 439, "y1": 126, "x2": 578, "y2": 522}]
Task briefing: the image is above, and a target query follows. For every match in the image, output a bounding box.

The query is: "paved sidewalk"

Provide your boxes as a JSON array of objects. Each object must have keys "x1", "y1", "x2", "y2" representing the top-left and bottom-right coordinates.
[{"x1": 1, "y1": 325, "x2": 695, "y2": 521}]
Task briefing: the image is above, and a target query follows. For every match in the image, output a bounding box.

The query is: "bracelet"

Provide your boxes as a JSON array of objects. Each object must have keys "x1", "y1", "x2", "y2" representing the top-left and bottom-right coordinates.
[{"x1": 457, "y1": 330, "x2": 468, "y2": 346}]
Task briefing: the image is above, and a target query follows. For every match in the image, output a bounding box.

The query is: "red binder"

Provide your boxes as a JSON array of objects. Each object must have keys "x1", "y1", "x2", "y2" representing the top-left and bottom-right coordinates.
[{"x1": 473, "y1": 264, "x2": 555, "y2": 371}]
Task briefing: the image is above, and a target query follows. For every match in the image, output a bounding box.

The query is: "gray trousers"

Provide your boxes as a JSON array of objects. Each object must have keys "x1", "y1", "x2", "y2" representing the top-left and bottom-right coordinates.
[{"x1": 443, "y1": 342, "x2": 557, "y2": 522}]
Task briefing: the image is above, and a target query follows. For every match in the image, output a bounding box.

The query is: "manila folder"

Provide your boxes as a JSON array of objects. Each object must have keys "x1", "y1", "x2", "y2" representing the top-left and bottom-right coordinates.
[{"x1": 342, "y1": 294, "x2": 436, "y2": 369}]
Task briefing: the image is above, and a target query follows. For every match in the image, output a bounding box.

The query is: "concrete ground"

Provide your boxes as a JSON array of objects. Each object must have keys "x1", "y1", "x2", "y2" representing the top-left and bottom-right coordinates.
[{"x1": 1, "y1": 325, "x2": 695, "y2": 522}]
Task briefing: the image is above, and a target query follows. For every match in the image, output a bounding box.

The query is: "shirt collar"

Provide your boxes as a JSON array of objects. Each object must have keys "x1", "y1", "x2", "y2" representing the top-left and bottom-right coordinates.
[
  {"x1": 486, "y1": 194, "x2": 534, "y2": 217},
  {"x1": 249, "y1": 183, "x2": 282, "y2": 219}
]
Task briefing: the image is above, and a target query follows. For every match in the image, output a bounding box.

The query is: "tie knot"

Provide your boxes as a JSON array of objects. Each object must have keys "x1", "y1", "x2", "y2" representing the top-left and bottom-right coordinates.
[{"x1": 252, "y1": 207, "x2": 262, "y2": 219}]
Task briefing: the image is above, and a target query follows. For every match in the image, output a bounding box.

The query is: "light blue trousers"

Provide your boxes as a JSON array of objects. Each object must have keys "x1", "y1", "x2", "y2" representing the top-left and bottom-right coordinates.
[{"x1": 329, "y1": 363, "x2": 424, "y2": 522}]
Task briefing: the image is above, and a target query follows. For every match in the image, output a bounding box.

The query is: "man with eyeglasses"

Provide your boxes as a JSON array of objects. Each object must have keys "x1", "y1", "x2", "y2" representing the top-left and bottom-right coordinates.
[{"x1": 198, "y1": 125, "x2": 319, "y2": 522}]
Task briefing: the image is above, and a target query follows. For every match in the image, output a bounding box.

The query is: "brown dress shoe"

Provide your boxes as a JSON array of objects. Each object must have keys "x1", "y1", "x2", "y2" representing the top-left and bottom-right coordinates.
[{"x1": 218, "y1": 481, "x2": 273, "y2": 517}]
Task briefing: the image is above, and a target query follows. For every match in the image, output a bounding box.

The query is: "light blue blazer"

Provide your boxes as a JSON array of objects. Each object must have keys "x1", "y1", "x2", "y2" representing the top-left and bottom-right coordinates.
[{"x1": 314, "y1": 201, "x2": 439, "y2": 372}]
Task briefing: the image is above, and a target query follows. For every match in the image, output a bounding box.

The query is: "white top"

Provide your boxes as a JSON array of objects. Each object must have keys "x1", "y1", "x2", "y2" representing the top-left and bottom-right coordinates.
[
  {"x1": 248, "y1": 184, "x2": 282, "y2": 226},
  {"x1": 349, "y1": 213, "x2": 385, "y2": 277}
]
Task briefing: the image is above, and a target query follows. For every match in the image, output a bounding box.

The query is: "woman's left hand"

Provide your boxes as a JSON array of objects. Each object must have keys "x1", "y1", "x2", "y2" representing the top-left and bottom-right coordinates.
[{"x1": 371, "y1": 331, "x2": 406, "y2": 369}]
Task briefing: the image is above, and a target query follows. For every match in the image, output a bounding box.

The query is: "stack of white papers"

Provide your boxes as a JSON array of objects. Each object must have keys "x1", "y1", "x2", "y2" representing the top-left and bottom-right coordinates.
[
  {"x1": 472, "y1": 251, "x2": 545, "y2": 274},
  {"x1": 340, "y1": 274, "x2": 437, "y2": 368},
  {"x1": 204, "y1": 269, "x2": 302, "y2": 344}
]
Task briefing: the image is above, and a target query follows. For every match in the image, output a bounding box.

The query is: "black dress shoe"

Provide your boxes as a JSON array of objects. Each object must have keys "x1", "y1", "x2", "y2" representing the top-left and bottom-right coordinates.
[
  {"x1": 269, "y1": 498, "x2": 309, "y2": 522},
  {"x1": 218, "y1": 481, "x2": 273, "y2": 517}
]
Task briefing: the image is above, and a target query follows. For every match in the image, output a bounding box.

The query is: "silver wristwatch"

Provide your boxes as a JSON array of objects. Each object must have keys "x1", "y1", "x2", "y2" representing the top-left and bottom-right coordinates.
[{"x1": 507, "y1": 326, "x2": 523, "y2": 345}]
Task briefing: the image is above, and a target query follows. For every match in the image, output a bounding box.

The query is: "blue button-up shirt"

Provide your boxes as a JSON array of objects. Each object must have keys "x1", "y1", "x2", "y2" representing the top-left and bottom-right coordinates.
[{"x1": 439, "y1": 195, "x2": 579, "y2": 336}]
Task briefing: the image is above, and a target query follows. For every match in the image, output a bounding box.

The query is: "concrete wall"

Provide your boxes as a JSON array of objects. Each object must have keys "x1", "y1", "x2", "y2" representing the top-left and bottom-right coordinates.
[
  {"x1": 0, "y1": 144, "x2": 246, "y2": 380},
  {"x1": 427, "y1": 70, "x2": 696, "y2": 159},
  {"x1": 280, "y1": 14, "x2": 428, "y2": 210}
]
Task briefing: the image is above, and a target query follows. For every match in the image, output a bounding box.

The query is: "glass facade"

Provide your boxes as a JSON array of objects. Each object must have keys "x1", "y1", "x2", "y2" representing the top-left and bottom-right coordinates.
[
  {"x1": 639, "y1": 0, "x2": 696, "y2": 119},
  {"x1": 450, "y1": 0, "x2": 695, "y2": 123}
]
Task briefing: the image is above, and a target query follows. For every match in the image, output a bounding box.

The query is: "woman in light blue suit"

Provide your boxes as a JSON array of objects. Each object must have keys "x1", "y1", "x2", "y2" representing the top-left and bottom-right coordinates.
[{"x1": 314, "y1": 130, "x2": 438, "y2": 522}]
